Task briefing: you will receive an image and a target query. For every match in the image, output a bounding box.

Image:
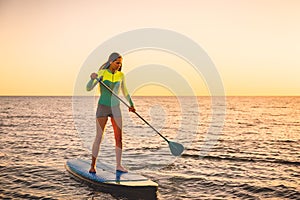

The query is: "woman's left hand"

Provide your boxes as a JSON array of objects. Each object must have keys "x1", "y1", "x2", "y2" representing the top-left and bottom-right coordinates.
[{"x1": 129, "y1": 106, "x2": 136, "y2": 113}]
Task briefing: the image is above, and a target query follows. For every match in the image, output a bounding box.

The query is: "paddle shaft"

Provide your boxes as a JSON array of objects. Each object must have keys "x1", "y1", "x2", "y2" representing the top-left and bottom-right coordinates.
[{"x1": 96, "y1": 78, "x2": 169, "y2": 143}]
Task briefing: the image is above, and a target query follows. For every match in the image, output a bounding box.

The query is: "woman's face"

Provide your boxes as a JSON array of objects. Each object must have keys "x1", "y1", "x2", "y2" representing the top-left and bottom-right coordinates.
[{"x1": 110, "y1": 57, "x2": 122, "y2": 71}]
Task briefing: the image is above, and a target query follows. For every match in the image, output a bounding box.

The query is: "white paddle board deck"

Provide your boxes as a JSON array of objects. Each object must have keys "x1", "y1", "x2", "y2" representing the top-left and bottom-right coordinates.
[{"x1": 65, "y1": 158, "x2": 158, "y2": 198}]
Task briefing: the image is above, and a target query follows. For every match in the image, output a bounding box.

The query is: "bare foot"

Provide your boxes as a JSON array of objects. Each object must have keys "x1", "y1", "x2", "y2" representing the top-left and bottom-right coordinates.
[
  {"x1": 89, "y1": 167, "x2": 96, "y2": 173},
  {"x1": 116, "y1": 165, "x2": 128, "y2": 173}
]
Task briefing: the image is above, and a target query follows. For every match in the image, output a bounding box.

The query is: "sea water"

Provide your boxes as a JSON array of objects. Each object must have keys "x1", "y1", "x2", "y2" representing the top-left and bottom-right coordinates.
[{"x1": 0, "y1": 96, "x2": 299, "y2": 199}]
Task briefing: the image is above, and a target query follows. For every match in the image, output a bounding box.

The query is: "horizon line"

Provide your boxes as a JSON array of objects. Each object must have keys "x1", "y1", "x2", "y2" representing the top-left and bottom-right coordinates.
[{"x1": 0, "y1": 95, "x2": 299, "y2": 97}]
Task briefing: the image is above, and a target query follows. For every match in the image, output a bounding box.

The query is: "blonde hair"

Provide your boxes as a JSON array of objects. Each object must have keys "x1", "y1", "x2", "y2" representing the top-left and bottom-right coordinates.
[{"x1": 99, "y1": 52, "x2": 122, "y2": 71}]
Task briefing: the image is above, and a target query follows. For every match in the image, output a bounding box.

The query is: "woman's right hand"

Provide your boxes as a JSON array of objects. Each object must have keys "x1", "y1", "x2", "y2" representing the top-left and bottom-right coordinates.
[{"x1": 90, "y1": 73, "x2": 98, "y2": 80}]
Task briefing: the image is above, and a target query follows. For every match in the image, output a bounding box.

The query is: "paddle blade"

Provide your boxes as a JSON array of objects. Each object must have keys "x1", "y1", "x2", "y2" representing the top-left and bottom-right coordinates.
[{"x1": 168, "y1": 141, "x2": 184, "y2": 156}]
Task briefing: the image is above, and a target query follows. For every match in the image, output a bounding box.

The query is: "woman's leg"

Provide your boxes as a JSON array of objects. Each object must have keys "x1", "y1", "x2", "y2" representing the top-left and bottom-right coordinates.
[
  {"x1": 111, "y1": 117, "x2": 127, "y2": 172},
  {"x1": 89, "y1": 117, "x2": 108, "y2": 173}
]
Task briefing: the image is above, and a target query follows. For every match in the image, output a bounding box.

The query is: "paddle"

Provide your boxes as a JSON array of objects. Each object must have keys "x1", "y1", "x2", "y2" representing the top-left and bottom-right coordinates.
[{"x1": 96, "y1": 77, "x2": 184, "y2": 156}]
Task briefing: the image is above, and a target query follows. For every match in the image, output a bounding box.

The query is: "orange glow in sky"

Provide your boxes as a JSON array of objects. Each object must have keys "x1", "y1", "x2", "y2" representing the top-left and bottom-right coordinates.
[{"x1": 0, "y1": 0, "x2": 299, "y2": 96}]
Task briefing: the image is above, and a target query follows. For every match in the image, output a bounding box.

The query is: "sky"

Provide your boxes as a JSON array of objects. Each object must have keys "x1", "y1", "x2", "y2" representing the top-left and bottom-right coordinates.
[{"x1": 0, "y1": 0, "x2": 299, "y2": 96}]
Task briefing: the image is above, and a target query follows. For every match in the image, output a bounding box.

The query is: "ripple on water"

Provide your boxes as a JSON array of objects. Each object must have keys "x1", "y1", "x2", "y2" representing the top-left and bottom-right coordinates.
[{"x1": 0, "y1": 96, "x2": 300, "y2": 199}]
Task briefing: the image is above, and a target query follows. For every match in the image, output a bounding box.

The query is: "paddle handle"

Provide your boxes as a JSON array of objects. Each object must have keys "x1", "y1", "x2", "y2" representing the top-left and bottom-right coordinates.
[{"x1": 96, "y1": 78, "x2": 169, "y2": 143}]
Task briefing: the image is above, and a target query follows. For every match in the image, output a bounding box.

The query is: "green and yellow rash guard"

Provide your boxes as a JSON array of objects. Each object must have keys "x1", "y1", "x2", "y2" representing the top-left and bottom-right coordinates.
[{"x1": 86, "y1": 69, "x2": 134, "y2": 107}]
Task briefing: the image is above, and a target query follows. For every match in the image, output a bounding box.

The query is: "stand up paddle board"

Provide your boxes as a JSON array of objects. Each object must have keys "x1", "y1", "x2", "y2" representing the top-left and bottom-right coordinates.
[{"x1": 65, "y1": 158, "x2": 158, "y2": 199}]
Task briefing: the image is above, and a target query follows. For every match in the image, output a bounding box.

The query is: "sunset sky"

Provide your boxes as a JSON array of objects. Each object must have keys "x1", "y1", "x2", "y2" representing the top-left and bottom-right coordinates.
[{"x1": 0, "y1": 0, "x2": 299, "y2": 96}]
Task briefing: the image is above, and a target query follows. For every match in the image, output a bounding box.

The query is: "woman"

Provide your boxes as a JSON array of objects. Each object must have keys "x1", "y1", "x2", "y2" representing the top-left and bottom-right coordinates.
[{"x1": 86, "y1": 52, "x2": 135, "y2": 173}]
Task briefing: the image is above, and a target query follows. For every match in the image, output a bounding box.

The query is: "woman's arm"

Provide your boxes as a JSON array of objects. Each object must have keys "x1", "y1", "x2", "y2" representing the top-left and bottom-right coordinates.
[
  {"x1": 86, "y1": 73, "x2": 98, "y2": 91},
  {"x1": 121, "y1": 74, "x2": 134, "y2": 107},
  {"x1": 86, "y1": 70, "x2": 104, "y2": 91}
]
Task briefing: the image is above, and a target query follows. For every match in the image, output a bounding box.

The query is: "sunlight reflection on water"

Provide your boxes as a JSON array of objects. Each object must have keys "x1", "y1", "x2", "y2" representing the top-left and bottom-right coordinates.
[{"x1": 0, "y1": 96, "x2": 299, "y2": 199}]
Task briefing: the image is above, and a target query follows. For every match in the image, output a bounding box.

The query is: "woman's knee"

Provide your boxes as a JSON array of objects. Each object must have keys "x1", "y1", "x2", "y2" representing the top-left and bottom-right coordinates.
[
  {"x1": 115, "y1": 140, "x2": 122, "y2": 148},
  {"x1": 114, "y1": 133, "x2": 122, "y2": 148}
]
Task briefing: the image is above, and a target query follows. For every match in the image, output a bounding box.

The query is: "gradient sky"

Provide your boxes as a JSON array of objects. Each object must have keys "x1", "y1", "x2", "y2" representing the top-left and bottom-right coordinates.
[{"x1": 0, "y1": 0, "x2": 299, "y2": 96}]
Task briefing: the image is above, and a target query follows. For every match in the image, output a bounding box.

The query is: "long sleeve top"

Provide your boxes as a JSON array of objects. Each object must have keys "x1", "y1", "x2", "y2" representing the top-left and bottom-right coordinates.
[{"x1": 86, "y1": 69, "x2": 134, "y2": 107}]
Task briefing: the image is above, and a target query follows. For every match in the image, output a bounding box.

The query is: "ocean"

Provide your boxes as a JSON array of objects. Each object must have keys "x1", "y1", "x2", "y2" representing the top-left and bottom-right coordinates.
[{"x1": 0, "y1": 96, "x2": 299, "y2": 200}]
